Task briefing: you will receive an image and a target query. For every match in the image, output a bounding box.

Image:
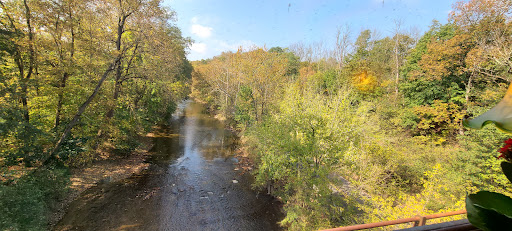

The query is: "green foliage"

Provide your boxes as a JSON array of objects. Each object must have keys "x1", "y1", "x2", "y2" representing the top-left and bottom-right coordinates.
[
  {"x1": 456, "y1": 122, "x2": 510, "y2": 193},
  {"x1": 1, "y1": 122, "x2": 46, "y2": 167},
  {"x1": 400, "y1": 22, "x2": 460, "y2": 107},
  {"x1": 248, "y1": 85, "x2": 361, "y2": 230},
  {"x1": 234, "y1": 85, "x2": 256, "y2": 129},
  {"x1": 188, "y1": 1, "x2": 512, "y2": 230},
  {"x1": 413, "y1": 100, "x2": 465, "y2": 137},
  {"x1": 309, "y1": 69, "x2": 340, "y2": 94},
  {"x1": 0, "y1": 168, "x2": 69, "y2": 231},
  {"x1": 353, "y1": 29, "x2": 372, "y2": 61},
  {"x1": 269, "y1": 46, "x2": 300, "y2": 76},
  {"x1": 56, "y1": 137, "x2": 88, "y2": 164},
  {"x1": 0, "y1": 182, "x2": 46, "y2": 230},
  {"x1": 466, "y1": 191, "x2": 512, "y2": 231},
  {"x1": 400, "y1": 76, "x2": 465, "y2": 107},
  {"x1": 1, "y1": 0, "x2": 191, "y2": 229},
  {"x1": 501, "y1": 161, "x2": 512, "y2": 183}
]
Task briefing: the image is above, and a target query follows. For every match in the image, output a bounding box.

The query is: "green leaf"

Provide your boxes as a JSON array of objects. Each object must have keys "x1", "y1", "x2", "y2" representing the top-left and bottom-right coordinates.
[
  {"x1": 466, "y1": 191, "x2": 512, "y2": 231},
  {"x1": 501, "y1": 161, "x2": 512, "y2": 184},
  {"x1": 470, "y1": 191, "x2": 512, "y2": 218}
]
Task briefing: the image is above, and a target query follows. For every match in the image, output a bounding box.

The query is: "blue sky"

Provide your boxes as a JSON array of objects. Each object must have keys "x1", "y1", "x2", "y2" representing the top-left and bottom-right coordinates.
[{"x1": 163, "y1": 0, "x2": 459, "y2": 61}]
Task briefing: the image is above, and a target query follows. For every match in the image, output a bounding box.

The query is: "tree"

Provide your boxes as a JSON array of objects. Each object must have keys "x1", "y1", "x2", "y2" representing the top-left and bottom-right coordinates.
[
  {"x1": 191, "y1": 47, "x2": 289, "y2": 123},
  {"x1": 33, "y1": 0, "x2": 81, "y2": 128},
  {"x1": 335, "y1": 25, "x2": 352, "y2": 70},
  {"x1": 391, "y1": 21, "x2": 416, "y2": 96},
  {"x1": 401, "y1": 22, "x2": 461, "y2": 107},
  {"x1": 353, "y1": 29, "x2": 372, "y2": 61},
  {"x1": 0, "y1": 0, "x2": 36, "y2": 123},
  {"x1": 450, "y1": 0, "x2": 512, "y2": 80},
  {"x1": 1, "y1": 0, "x2": 190, "y2": 228}
]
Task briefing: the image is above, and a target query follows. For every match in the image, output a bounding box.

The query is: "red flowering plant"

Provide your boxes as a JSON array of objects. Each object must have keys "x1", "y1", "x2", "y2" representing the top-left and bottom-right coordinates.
[
  {"x1": 498, "y1": 139, "x2": 512, "y2": 161},
  {"x1": 463, "y1": 83, "x2": 512, "y2": 230}
]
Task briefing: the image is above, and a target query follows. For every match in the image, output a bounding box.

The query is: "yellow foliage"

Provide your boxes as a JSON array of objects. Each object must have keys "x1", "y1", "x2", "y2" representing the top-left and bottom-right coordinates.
[
  {"x1": 190, "y1": 47, "x2": 289, "y2": 120},
  {"x1": 361, "y1": 164, "x2": 466, "y2": 230},
  {"x1": 352, "y1": 70, "x2": 378, "y2": 92}
]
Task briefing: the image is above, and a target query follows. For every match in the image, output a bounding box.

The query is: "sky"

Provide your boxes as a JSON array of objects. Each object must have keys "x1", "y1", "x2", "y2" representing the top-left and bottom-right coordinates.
[{"x1": 163, "y1": 0, "x2": 459, "y2": 61}]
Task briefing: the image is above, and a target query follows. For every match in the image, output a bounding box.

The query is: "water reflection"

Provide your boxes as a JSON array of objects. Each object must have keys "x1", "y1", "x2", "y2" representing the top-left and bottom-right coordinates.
[{"x1": 55, "y1": 100, "x2": 282, "y2": 231}]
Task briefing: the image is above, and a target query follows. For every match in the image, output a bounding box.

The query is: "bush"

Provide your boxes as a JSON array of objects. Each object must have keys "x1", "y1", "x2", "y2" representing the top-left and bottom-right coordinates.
[{"x1": 0, "y1": 168, "x2": 69, "y2": 231}]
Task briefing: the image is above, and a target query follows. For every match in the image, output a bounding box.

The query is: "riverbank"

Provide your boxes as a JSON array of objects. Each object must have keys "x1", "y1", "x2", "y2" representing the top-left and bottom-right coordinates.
[
  {"x1": 194, "y1": 101, "x2": 258, "y2": 175},
  {"x1": 48, "y1": 133, "x2": 155, "y2": 229},
  {"x1": 53, "y1": 100, "x2": 283, "y2": 230}
]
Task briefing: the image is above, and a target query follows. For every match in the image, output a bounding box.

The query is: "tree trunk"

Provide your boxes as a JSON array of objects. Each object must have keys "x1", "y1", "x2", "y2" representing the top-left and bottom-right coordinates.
[
  {"x1": 8, "y1": 0, "x2": 37, "y2": 123},
  {"x1": 106, "y1": 13, "x2": 129, "y2": 119},
  {"x1": 20, "y1": 70, "x2": 30, "y2": 122},
  {"x1": 394, "y1": 36, "x2": 400, "y2": 97},
  {"x1": 54, "y1": 72, "x2": 69, "y2": 128},
  {"x1": 54, "y1": 4, "x2": 75, "y2": 128},
  {"x1": 459, "y1": 74, "x2": 473, "y2": 136},
  {"x1": 465, "y1": 74, "x2": 473, "y2": 107},
  {"x1": 251, "y1": 92, "x2": 258, "y2": 122},
  {"x1": 106, "y1": 74, "x2": 121, "y2": 118},
  {"x1": 47, "y1": 62, "x2": 117, "y2": 164},
  {"x1": 4, "y1": 24, "x2": 29, "y2": 122}
]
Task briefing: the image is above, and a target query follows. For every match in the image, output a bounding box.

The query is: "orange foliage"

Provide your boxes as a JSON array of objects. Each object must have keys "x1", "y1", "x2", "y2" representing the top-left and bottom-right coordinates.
[
  {"x1": 299, "y1": 65, "x2": 316, "y2": 78},
  {"x1": 418, "y1": 34, "x2": 473, "y2": 80},
  {"x1": 352, "y1": 70, "x2": 378, "y2": 92},
  {"x1": 450, "y1": 0, "x2": 511, "y2": 31}
]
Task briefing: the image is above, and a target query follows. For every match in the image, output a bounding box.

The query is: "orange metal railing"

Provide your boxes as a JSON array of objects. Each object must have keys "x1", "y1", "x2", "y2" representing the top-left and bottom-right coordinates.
[{"x1": 319, "y1": 209, "x2": 467, "y2": 231}]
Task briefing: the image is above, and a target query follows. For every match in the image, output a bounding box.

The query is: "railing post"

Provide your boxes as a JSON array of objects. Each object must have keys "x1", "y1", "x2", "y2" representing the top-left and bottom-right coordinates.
[
  {"x1": 412, "y1": 216, "x2": 427, "y2": 227},
  {"x1": 320, "y1": 210, "x2": 467, "y2": 231},
  {"x1": 413, "y1": 216, "x2": 420, "y2": 227},
  {"x1": 418, "y1": 216, "x2": 427, "y2": 226}
]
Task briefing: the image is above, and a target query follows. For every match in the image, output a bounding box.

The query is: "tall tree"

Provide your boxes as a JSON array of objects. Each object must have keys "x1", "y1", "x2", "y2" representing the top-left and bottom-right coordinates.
[
  {"x1": 450, "y1": 0, "x2": 512, "y2": 79},
  {"x1": 0, "y1": 0, "x2": 36, "y2": 122},
  {"x1": 49, "y1": 0, "x2": 191, "y2": 161},
  {"x1": 33, "y1": 0, "x2": 81, "y2": 128},
  {"x1": 335, "y1": 25, "x2": 352, "y2": 70}
]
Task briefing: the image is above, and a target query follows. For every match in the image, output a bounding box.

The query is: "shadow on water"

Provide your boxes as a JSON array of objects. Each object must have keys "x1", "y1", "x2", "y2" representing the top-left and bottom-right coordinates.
[{"x1": 55, "y1": 100, "x2": 283, "y2": 231}]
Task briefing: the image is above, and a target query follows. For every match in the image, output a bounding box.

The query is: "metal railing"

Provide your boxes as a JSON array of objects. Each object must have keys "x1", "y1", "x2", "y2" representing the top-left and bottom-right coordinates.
[{"x1": 319, "y1": 210, "x2": 467, "y2": 231}]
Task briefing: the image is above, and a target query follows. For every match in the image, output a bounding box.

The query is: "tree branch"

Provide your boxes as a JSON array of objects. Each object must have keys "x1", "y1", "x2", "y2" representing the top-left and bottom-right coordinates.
[{"x1": 46, "y1": 61, "x2": 117, "y2": 164}]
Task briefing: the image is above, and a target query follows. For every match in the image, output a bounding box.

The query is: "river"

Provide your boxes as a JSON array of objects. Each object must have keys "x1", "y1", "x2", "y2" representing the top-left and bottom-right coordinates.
[{"x1": 55, "y1": 100, "x2": 283, "y2": 231}]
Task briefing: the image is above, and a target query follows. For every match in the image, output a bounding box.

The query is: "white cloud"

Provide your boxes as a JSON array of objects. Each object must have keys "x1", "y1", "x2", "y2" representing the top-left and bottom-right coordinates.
[
  {"x1": 187, "y1": 40, "x2": 259, "y2": 61},
  {"x1": 190, "y1": 42, "x2": 207, "y2": 54},
  {"x1": 191, "y1": 24, "x2": 213, "y2": 38},
  {"x1": 217, "y1": 40, "x2": 257, "y2": 52}
]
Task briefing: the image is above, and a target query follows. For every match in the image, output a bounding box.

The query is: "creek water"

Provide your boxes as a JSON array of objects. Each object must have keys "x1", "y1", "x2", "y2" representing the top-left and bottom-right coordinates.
[{"x1": 55, "y1": 100, "x2": 283, "y2": 231}]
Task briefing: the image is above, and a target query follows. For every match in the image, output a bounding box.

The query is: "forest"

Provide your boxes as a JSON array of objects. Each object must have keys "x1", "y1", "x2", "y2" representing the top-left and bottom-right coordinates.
[
  {"x1": 1, "y1": 0, "x2": 512, "y2": 230},
  {"x1": 190, "y1": 0, "x2": 512, "y2": 230},
  {"x1": 0, "y1": 0, "x2": 191, "y2": 229}
]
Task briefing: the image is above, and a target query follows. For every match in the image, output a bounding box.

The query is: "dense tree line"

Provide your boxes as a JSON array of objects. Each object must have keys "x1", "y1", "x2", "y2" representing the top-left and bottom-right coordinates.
[
  {"x1": 0, "y1": 0, "x2": 191, "y2": 229},
  {"x1": 191, "y1": 0, "x2": 512, "y2": 230}
]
